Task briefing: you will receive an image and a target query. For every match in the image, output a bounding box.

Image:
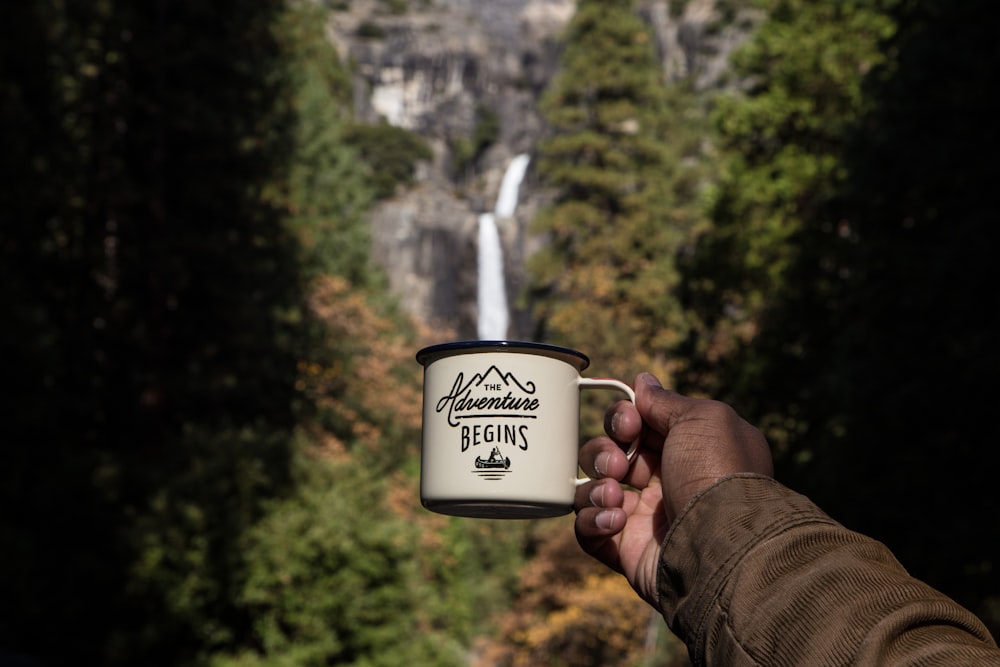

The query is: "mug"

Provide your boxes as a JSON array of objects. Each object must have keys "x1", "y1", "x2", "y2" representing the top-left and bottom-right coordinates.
[{"x1": 416, "y1": 340, "x2": 639, "y2": 519}]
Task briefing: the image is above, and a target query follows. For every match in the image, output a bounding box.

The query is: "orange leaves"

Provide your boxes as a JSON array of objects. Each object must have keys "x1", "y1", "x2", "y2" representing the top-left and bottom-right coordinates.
[
  {"x1": 298, "y1": 273, "x2": 440, "y2": 466},
  {"x1": 475, "y1": 521, "x2": 687, "y2": 667}
]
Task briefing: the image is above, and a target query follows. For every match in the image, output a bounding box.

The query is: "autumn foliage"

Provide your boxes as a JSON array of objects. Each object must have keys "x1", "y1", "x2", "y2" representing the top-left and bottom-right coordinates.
[{"x1": 475, "y1": 520, "x2": 689, "y2": 667}]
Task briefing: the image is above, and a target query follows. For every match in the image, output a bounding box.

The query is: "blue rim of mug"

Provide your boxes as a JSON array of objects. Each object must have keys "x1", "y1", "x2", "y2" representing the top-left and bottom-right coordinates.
[{"x1": 416, "y1": 340, "x2": 590, "y2": 371}]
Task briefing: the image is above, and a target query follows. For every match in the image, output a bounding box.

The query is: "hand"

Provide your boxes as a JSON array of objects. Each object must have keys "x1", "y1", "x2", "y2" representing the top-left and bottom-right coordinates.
[{"x1": 574, "y1": 372, "x2": 773, "y2": 607}]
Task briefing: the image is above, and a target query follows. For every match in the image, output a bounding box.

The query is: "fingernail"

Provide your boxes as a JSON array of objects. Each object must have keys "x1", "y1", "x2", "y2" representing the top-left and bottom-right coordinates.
[
  {"x1": 589, "y1": 484, "x2": 605, "y2": 507},
  {"x1": 641, "y1": 372, "x2": 662, "y2": 389},
  {"x1": 595, "y1": 509, "x2": 616, "y2": 530},
  {"x1": 594, "y1": 452, "x2": 610, "y2": 477},
  {"x1": 610, "y1": 412, "x2": 621, "y2": 437}
]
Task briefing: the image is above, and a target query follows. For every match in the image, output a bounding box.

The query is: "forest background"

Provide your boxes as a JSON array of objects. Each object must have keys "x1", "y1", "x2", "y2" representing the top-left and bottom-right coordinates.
[{"x1": 2, "y1": 0, "x2": 998, "y2": 666}]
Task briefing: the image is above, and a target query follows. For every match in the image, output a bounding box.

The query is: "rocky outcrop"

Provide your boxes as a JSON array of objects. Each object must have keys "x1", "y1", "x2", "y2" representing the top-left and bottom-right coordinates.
[{"x1": 327, "y1": 0, "x2": 754, "y2": 339}]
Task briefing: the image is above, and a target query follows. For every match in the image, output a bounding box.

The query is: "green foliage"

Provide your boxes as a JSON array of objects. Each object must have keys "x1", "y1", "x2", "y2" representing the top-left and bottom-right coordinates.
[
  {"x1": 683, "y1": 0, "x2": 894, "y2": 344},
  {"x1": 211, "y1": 451, "x2": 464, "y2": 667},
  {"x1": 449, "y1": 105, "x2": 501, "y2": 177},
  {"x1": 283, "y1": 273, "x2": 531, "y2": 654},
  {"x1": 380, "y1": 0, "x2": 410, "y2": 15},
  {"x1": 679, "y1": 0, "x2": 1000, "y2": 633},
  {"x1": 529, "y1": 0, "x2": 710, "y2": 387},
  {"x1": 342, "y1": 121, "x2": 433, "y2": 200},
  {"x1": 417, "y1": 516, "x2": 532, "y2": 646},
  {"x1": 0, "y1": 1, "x2": 533, "y2": 665},
  {"x1": 0, "y1": 0, "x2": 445, "y2": 660},
  {"x1": 1, "y1": 0, "x2": 308, "y2": 663},
  {"x1": 271, "y1": 2, "x2": 377, "y2": 286},
  {"x1": 356, "y1": 20, "x2": 387, "y2": 39}
]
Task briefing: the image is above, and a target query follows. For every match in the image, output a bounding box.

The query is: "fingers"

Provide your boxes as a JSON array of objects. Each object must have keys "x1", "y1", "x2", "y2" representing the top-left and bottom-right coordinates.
[
  {"x1": 573, "y1": 478, "x2": 627, "y2": 558},
  {"x1": 578, "y1": 435, "x2": 631, "y2": 480},
  {"x1": 579, "y1": 434, "x2": 659, "y2": 489},
  {"x1": 575, "y1": 506, "x2": 627, "y2": 548},
  {"x1": 605, "y1": 398, "x2": 643, "y2": 447},
  {"x1": 574, "y1": 477, "x2": 625, "y2": 516},
  {"x1": 574, "y1": 437, "x2": 628, "y2": 541}
]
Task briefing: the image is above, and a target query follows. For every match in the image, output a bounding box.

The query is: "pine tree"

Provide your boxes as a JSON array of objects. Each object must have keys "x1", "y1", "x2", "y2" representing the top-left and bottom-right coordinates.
[
  {"x1": 680, "y1": 0, "x2": 1000, "y2": 633},
  {"x1": 529, "y1": 0, "x2": 708, "y2": 387},
  {"x1": 678, "y1": 0, "x2": 895, "y2": 406},
  {"x1": 1, "y1": 1, "x2": 307, "y2": 662},
  {"x1": 271, "y1": 2, "x2": 376, "y2": 286}
]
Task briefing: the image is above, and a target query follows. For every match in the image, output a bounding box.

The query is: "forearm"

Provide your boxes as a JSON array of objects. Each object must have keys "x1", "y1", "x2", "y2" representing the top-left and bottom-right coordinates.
[{"x1": 656, "y1": 474, "x2": 998, "y2": 666}]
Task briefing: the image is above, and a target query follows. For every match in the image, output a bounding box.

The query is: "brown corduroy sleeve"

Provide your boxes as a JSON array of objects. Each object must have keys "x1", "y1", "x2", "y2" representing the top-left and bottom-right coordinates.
[{"x1": 656, "y1": 474, "x2": 999, "y2": 666}]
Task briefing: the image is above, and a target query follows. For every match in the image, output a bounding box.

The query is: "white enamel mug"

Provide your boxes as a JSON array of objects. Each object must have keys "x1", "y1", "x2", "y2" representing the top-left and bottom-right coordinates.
[{"x1": 416, "y1": 341, "x2": 639, "y2": 519}]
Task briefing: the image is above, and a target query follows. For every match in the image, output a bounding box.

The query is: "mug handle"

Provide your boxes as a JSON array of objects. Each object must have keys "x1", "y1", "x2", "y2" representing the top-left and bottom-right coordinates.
[{"x1": 575, "y1": 377, "x2": 642, "y2": 487}]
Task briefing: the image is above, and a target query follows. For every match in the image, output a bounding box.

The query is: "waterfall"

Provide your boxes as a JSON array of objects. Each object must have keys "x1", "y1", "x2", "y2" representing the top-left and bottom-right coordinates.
[
  {"x1": 477, "y1": 154, "x2": 531, "y2": 340},
  {"x1": 477, "y1": 212, "x2": 507, "y2": 340},
  {"x1": 494, "y1": 153, "x2": 532, "y2": 218}
]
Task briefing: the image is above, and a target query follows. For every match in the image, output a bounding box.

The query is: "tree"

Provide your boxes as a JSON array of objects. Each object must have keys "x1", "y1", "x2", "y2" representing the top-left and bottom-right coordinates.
[
  {"x1": 1, "y1": 2, "x2": 534, "y2": 664},
  {"x1": 678, "y1": 0, "x2": 1000, "y2": 632},
  {"x1": 677, "y1": 0, "x2": 895, "y2": 410},
  {"x1": 269, "y1": 2, "x2": 377, "y2": 286},
  {"x1": 342, "y1": 121, "x2": 433, "y2": 202},
  {"x1": 212, "y1": 454, "x2": 464, "y2": 667},
  {"x1": 803, "y1": 0, "x2": 1000, "y2": 631},
  {"x1": 529, "y1": 0, "x2": 709, "y2": 390},
  {"x1": 1, "y1": 1, "x2": 308, "y2": 662},
  {"x1": 476, "y1": 520, "x2": 688, "y2": 667}
]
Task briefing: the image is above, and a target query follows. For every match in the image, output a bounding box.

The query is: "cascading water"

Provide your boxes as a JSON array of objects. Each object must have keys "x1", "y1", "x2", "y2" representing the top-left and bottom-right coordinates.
[
  {"x1": 477, "y1": 154, "x2": 531, "y2": 341},
  {"x1": 494, "y1": 153, "x2": 532, "y2": 219},
  {"x1": 476, "y1": 213, "x2": 507, "y2": 340}
]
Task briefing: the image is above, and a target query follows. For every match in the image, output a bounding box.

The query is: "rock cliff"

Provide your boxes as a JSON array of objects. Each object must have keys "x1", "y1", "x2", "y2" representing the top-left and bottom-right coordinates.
[{"x1": 327, "y1": 0, "x2": 753, "y2": 339}]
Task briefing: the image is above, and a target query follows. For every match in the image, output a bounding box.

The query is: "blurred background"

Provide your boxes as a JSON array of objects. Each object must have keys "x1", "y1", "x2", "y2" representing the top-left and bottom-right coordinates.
[{"x1": 2, "y1": 0, "x2": 997, "y2": 665}]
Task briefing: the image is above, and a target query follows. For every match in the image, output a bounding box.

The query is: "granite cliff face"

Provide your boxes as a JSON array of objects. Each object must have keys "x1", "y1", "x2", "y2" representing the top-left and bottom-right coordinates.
[{"x1": 327, "y1": 0, "x2": 753, "y2": 339}]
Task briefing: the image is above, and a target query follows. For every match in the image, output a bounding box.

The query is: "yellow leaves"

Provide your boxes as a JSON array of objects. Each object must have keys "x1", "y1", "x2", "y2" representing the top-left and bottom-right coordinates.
[
  {"x1": 550, "y1": 262, "x2": 617, "y2": 324},
  {"x1": 516, "y1": 574, "x2": 640, "y2": 647},
  {"x1": 384, "y1": 469, "x2": 430, "y2": 524},
  {"x1": 475, "y1": 522, "x2": 688, "y2": 667},
  {"x1": 296, "y1": 359, "x2": 341, "y2": 385},
  {"x1": 541, "y1": 256, "x2": 682, "y2": 393},
  {"x1": 297, "y1": 273, "x2": 441, "y2": 470}
]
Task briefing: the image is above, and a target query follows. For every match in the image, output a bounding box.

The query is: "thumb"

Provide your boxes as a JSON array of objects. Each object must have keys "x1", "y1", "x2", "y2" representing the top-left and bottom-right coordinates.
[{"x1": 634, "y1": 372, "x2": 689, "y2": 440}]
